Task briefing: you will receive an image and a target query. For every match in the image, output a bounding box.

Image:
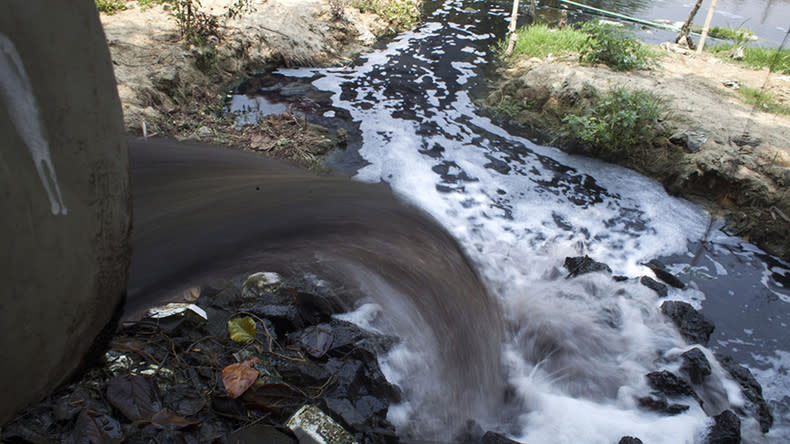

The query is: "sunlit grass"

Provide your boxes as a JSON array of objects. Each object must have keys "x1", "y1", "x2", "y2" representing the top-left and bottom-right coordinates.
[
  {"x1": 737, "y1": 84, "x2": 790, "y2": 115},
  {"x1": 707, "y1": 45, "x2": 790, "y2": 74},
  {"x1": 497, "y1": 24, "x2": 588, "y2": 59}
]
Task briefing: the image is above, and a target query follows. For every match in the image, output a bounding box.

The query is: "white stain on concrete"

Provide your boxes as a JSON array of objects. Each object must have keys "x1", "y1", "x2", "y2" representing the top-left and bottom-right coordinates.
[{"x1": 0, "y1": 33, "x2": 67, "y2": 215}]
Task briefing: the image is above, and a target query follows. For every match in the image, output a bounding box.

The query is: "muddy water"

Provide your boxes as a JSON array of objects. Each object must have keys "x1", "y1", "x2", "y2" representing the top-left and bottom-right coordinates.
[{"x1": 224, "y1": 0, "x2": 790, "y2": 441}]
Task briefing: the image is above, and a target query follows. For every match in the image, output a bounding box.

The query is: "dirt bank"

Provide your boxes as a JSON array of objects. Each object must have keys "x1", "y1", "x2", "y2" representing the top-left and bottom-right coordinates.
[
  {"x1": 99, "y1": 0, "x2": 416, "y2": 146},
  {"x1": 487, "y1": 46, "x2": 790, "y2": 260}
]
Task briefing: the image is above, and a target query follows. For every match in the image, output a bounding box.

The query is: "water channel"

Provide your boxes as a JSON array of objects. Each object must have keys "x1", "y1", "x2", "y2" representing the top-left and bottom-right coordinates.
[{"x1": 228, "y1": 0, "x2": 789, "y2": 441}]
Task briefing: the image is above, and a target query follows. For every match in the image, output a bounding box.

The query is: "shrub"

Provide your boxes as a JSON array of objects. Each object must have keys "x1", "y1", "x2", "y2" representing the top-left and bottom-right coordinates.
[
  {"x1": 352, "y1": 0, "x2": 421, "y2": 30},
  {"x1": 578, "y1": 21, "x2": 656, "y2": 71},
  {"x1": 95, "y1": 0, "x2": 127, "y2": 14},
  {"x1": 562, "y1": 86, "x2": 670, "y2": 157}
]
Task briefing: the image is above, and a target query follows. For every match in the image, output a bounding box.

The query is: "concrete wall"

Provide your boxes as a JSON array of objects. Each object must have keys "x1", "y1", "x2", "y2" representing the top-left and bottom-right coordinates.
[{"x1": 0, "y1": 0, "x2": 131, "y2": 423}]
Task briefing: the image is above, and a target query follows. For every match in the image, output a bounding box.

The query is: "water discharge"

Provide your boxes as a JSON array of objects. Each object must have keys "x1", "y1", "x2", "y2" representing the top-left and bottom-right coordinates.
[{"x1": 224, "y1": 0, "x2": 790, "y2": 442}]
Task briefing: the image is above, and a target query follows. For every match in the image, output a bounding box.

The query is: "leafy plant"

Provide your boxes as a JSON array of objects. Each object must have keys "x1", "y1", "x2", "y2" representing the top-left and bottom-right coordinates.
[
  {"x1": 352, "y1": 0, "x2": 421, "y2": 30},
  {"x1": 95, "y1": 0, "x2": 127, "y2": 14},
  {"x1": 562, "y1": 86, "x2": 670, "y2": 157},
  {"x1": 578, "y1": 21, "x2": 657, "y2": 71}
]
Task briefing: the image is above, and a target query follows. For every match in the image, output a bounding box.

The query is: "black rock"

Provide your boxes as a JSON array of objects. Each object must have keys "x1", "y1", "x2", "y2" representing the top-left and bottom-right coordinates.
[
  {"x1": 637, "y1": 396, "x2": 690, "y2": 415},
  {"x1": 248, "y1": 303, "x2": 303, "y2": 334},
  {"x1": 564, "y1": 256, "x2": 612, "y2": 278},
  {"x1": 640, "y1": 276, "x2": 669, "y2": 297},
  {"x1": 717, "y1": 355, "x2": 773, "y2": 433},
  {"x1": 227, "y1": 424, "x2": 297, "y2": 444},
  {"x1": 681, "y1": 348, "x2": 712, "y2": 385},
  {"x1": 454, "y1": 419, "x2": 484, "y2": 443},
  {"x1": 705, "y1": 410, "x2": 741, "y2": 444},
  {"x1": 661, "y1": 301, "x2": 715, "y2": 346},
  {"x1": 618, "y1": 437, "x2": 643, "y2": 444},
  {"x1": 646, "y1": 370, "x2": 697, "y2": 399},
  {"x1": 644, "y1": 260, "x2": 685, "y2": 289},
  {"x1": 482, "y1": 431, "x2": 522, "y2": 444}
]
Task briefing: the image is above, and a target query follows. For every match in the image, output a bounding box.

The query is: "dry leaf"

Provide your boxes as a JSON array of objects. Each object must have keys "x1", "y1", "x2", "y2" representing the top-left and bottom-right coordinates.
[
  {"x1": 222, "y1": 358, "x2": 260, "y2": 399},
  {"x1": 106, "y1": 374, "x2": 161, "y2": 422},
  {"x1": 151, "y1": 408, "x2": 201, "y2": 430}
]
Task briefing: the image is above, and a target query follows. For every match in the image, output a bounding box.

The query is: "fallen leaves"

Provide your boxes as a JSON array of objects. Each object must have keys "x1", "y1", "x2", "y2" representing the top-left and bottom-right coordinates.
[
  {"x1": 222, "y1": 358, "x2": 260, "y2": 399},
  {"x1": 228, "y1": 316, "x2": 257, "y2": 344}
]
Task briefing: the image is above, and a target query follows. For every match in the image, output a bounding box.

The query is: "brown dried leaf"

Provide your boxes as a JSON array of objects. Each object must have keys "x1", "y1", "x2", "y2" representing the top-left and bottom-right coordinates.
[
  {"x1": 150, "y1": 408, "x2": 201, "y2": 430},
  {"x1": 243, "y1": 383, "x2": 298, "y2": 411},
  {"x1": 106, "y1": 374, "x2": 161, "y2": 422},
  {"x1": 222, "y1": 358, "x2": 260, "y2": 399}
]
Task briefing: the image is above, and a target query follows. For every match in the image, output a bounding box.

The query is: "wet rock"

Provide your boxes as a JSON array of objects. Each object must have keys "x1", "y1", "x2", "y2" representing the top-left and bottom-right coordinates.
[
  {"x1": 564, "y1": 255, "x2": 612, "y2": 278},
  {"x1": 660, "y1": 301, "x2": 715, "y2": 346},
  {"x1": 637, "y1": 396, "x2": 690, "y2": 415},
  {"x1": 454, "y1": 419, "x2": 484, "y2": 443},
  {"x1": 618, "y1": 437, "x2": 643, "y2": 444},
  {"x1": 717, "y1": 355, "x2": 773, "y2": 433},
  {"x1": 646, "y1": 370, "x2": 698, "y2": 400},
  {"x1": 293, "y1": 324, "x2": 334, "y2": 359},
  {"x1": 640, "y1": 276, "x2": 668, "y2": 297},
  {"x1": 482, "y1": 431, "x2": 522, "y2": 443},
  {"x1": 249, "y1": 303, "x2": 304, "y2": 334},
  {"x1": 644, "y1": 259, "x2": 685, "y2": 289},
  {"x1": 705, "y1": 409, "x2": 741, "y2": 444},
  {"x1": 681, "y1": 348, "x2": 712, "y2": 385}
]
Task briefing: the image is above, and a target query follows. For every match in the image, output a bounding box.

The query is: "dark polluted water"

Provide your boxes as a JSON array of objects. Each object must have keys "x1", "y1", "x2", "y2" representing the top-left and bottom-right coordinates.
[{"x1": 228, "y1": 0, "x2": 790, "y2": 441}]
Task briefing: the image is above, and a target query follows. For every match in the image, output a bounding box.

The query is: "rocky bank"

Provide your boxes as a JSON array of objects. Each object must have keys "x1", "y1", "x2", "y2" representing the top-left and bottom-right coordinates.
[
  {"x1": 99, "y1": 0, "x2": 411, "y2": 138},
  {"x1": 487, "y1": 45, "x2": 790, "y2": 260}
]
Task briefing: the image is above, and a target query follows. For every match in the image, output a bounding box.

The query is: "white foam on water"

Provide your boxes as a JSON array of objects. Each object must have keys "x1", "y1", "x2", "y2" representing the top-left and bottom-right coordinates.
[{"x1": 275, "y1": 0, "x2": 790, "y2": 440}]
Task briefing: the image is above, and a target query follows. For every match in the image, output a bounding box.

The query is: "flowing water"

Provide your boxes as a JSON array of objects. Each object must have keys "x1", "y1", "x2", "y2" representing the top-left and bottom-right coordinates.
[{"x1": 226, "y1": 0, "x2": 790, "y2": 442}]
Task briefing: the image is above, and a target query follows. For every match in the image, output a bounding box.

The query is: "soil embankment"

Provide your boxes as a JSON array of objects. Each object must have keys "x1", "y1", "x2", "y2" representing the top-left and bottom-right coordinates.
[
  {"x1": 487, "y1": 46, "x2": 790, "y2": 260},
  {"x1": 100, "y1": 0, "x2": 409, "y2": 146}
]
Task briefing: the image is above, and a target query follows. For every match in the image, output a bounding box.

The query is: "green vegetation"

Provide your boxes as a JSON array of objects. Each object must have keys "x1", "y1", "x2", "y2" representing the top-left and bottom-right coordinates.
[
  {"x1": 562, "y1": 86, "x2": 671, "y2": 157},
  {"x1": 499, "y1": 22, "x2": 657, "y2": 72},
  {"x1": 707, "y1": 44, "x2": 790, "y2": 74},
  {"x1": 95, "y1": 0, "x2": 127, "y2": 14},
  {"x1": 737, "y1": 84, "x2": 790, "y2": 115},
  {"x1": 578, "y1": 22, "x2": 657, "y2": 71},
  {"x1": 692, "y1": 25, "x2": 755, "y2": 44},
  {"x1": 496, "y1": 24, "x2": 587, "y2": 59},
  {"x1": 352, "y1": 0, "x2": 421, "y2": 30}
]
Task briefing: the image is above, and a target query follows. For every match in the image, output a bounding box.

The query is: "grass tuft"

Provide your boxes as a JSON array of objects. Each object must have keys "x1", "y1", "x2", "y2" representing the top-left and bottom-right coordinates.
[
  {"x1": 737, "y1": 84, "x2": 790, "y2": 115},
  {"x1": 496, "y1": 24, "x2": 588, "y2": 59},
  {"x1": 707, "y1": 45, "x2": 790, "y2": 74},
  {"x1": 95, "y1": 0, "x2": 127, "y2": 14}
]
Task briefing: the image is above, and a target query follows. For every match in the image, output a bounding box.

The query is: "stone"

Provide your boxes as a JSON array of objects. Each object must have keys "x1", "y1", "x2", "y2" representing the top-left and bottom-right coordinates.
[
  {"x1": 646, "y1": 370, "x2": 697, "y2": 400},
  {"x1": 564, "y1": 256, "x2": 612, "y2": 278},
  {"x1": 680, "y1": 348, "x2": 712, "y2": 384},
  {"x1": 286, "y1": 405, "x2": 358, "y2": 444},
  {"x1": 705, "y1": 410, "x2": 741, "y2": 444},
  {"x1": 661, "y1": 301, "x2": 715, "y2": 346},
  {"x1": 640, "y1": 276, "x2": 668, "y2": 297},
  {"x1": 670, "y1": 131, "x2": 707, "y2": 153},
  {"x1": 644, "y1": 259, "x2": 686, "y2": 289},
  {"x1": 482, "y1": 431, "x2": 522, "y2": 444},
  {"x1": 637, "y1": 396, "x2": 690, "y2": 415},
  {"x1": 618, "y1": 437, "x2": 643, "y2": 444},
  {"x1": 228, "y1": 424, "x2": 296, "y2": 444},
  {"x1": 717, "y1": 355, "x2": 773, "y2": 433}
]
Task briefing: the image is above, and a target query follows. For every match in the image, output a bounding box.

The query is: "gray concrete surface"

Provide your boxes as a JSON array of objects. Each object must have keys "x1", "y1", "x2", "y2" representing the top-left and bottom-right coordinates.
[{"x1": 0, "y1": 0, "x2": 131, "y2": 423}]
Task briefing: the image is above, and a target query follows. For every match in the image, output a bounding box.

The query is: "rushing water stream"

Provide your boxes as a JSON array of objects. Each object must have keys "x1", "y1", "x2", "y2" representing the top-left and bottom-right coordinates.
[{"x1": 228, "y1": 0, "x2": 790, "y2": 441}]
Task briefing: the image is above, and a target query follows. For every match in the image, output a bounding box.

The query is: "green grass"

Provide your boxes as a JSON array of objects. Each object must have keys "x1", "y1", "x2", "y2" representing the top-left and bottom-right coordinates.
[
  {"x1": 351, "y1": 0, "x2": 421, "y2": 31},
  {"x1": 499, "y1": 22, "x2": 657, "y2": 72},
  {"x1": 691, "y1": 25, "x2": 755, "y2": 43},
  {"x1": 95, "y1": 0, "x2": 127, "y2": 14},
  {"x1": 737, "y1": 84, "x2": 790, "y2": 115},
  {"x1": 497, "y1": 24, "x2": 588, "y2": 58},
  {"x1": 562, "y1": 86, "x2": 671, "y2": 157},
  {"x1": 707, "y1": 45, "x2": 790, "y2": 74}
]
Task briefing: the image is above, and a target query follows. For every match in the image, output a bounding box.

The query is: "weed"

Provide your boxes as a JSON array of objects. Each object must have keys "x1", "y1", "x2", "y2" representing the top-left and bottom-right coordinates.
[
  {"x1": 578, "y1": 22, "x2": 657, "y2": 71},
  {"x1": 137, "y1": 0, "x2": 168, "y2": 10},
  {"x1": 562, "y1": 86, "x2": 671, "y2": 157},
  {"x1": 95, "y1": 0, "x2": 127, "y2": 14},
  {"x1": 329, "y1": 0, "x2": 347, "y2": 20},
  {"x1": 496, "y1": 24, "x2": 587, "y2": 59},
  {"x1": 707, "y1": 44, "x2": 790, "y2": 74},
  {"x1": 692, "y1": 25, "x2": 755, "y2": 45},
  {"x1": 351, "y1": 0, "x2": 421, "y2": 31},
  {"x1": 737, "y1": 84, "x2": 790, "y2": 115}
]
